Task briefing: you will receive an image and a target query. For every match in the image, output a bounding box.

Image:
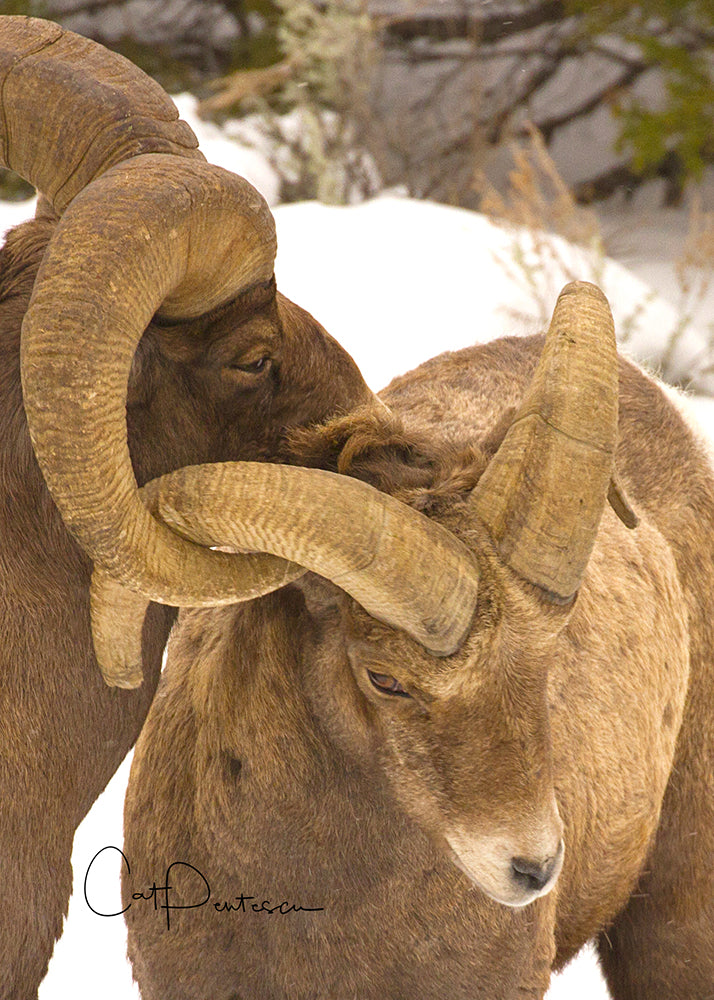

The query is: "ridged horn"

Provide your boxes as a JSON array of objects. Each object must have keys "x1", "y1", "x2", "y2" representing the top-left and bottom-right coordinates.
[
  {"x1": 470, "y1": 281, "x2": 619, "y2": 602},
  {"x1": 0, "y1": 16, "x2": 202, "y2": 215},
  {"x1": 22, "y1": 156, "x2": 277, "y2": 593},
  {"x1": 91, "y1": 461, "x2": 480, "y2": 685},
  {"x1": 2, "y1": 17, "x2": 297, "y2": 604}
]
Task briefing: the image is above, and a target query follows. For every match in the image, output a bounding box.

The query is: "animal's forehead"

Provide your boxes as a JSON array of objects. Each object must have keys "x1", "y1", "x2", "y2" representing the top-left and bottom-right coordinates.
[
  {"x1": 346, "y1": 607, "x2": 487, "y2": 700},
  {"x1": 206, "y1": 311, "x2": 281, "y2": 359},
  {"x1": 209, "y1": 294, "x2": 281, "y2": 344}
]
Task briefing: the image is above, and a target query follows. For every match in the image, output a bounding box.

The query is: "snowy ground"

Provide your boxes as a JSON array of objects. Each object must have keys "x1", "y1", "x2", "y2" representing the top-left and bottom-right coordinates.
[{"x1": 3, "y1": 96, "x2": 712, "y2": 998}]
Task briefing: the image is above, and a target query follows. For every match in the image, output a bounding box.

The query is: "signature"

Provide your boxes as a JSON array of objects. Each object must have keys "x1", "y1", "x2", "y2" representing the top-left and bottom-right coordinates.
[{"x1": 84, "y1": 846, "x2": 325, "y2": 931}]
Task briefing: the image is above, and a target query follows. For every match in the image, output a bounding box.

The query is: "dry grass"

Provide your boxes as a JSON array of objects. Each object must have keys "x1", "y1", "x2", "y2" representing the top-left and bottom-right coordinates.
[
  {"x1": 475, "y1": 124, "x2": 602, "y2": 249},
  {"x1": 474, "y1": 125, "x2": 714, "y2": 388},
  {"x1": 473, "y1": 124, "x2": 607, "y2": 327},
  {"x1": 664, "y1": 195, "x2": 714, "y2": 378}
]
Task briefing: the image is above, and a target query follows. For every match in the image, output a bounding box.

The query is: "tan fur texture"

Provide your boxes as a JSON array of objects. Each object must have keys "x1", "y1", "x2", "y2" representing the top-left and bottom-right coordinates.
[
  {"x1": 125, "y1": 336, "x2": 714, "y2": 998},
  {"x1": 0, "y1": 217, "x2": 370, "y2": 998}
]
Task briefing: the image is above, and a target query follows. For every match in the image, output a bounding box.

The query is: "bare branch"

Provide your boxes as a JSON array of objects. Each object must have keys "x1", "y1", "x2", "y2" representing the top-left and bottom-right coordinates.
[{"x1": 376, "y1": 0, "x2": 566, "y2": 45}]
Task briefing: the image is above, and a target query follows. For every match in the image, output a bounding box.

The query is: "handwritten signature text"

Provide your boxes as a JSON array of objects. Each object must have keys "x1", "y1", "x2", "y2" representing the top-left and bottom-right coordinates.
[{"x1": 84, "y1": 846, "x2": 325, "y2": 931}]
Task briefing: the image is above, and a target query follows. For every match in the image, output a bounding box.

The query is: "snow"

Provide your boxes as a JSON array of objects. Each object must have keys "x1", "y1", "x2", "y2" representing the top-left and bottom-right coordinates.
[
  {"x1": 271, "y1": 196, "x2": 712, "y2": 393},
  {"x1": 3, "y1": 96, "x2": 711, "y2": 999}
]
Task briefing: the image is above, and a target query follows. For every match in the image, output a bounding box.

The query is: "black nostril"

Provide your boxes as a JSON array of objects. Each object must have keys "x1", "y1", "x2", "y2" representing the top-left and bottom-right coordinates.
[{"x1": 510, "y1": 855, "x2": 556, "y2": 893}]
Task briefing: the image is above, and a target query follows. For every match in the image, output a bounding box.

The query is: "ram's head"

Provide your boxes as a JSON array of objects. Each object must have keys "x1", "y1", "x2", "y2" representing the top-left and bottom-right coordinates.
[
  {"x1": 0, "y1": 17, "x2": 371, "y2": 655},
  {"x1": 102, "y1": 281, "x2": 633, "y2": 906}
]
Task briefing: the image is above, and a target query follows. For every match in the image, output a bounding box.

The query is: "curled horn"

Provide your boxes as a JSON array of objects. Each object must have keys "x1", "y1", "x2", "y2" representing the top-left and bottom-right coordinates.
[
  {"x1": 0, "y1": 16, "x2": 202, "y2": 213},
  {"x1": 0, "y1": 18, "x2": 298, "y2": 613},
  {"x1": 91, "y1": 281, "x2": 621, "y2": 686},
  {"x1": 91, "y1": 463, "x2": 481, "y2": 686},
  {"x1": 470, "y1": 280, "x2": 620, "y2": 601}
]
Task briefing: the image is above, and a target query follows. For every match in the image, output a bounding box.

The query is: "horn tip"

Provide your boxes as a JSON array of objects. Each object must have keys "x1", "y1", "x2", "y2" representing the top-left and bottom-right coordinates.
[{"x1": 558, "y1": 280, "x2": 609, "y2": 305}]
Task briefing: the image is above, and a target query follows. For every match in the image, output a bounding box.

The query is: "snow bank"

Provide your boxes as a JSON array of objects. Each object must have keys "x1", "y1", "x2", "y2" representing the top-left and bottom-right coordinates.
[{"x1": 178, "y1": 93, "x2": 714, "y2": 393}]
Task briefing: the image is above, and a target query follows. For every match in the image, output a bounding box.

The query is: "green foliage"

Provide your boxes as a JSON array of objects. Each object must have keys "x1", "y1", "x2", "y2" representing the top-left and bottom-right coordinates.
[
  {"x1": 566, "y1": 0, "x2": 714, "y2": 182},
  {"x1": 0, "y1": 1, "x2": 40, "y2": 14},
  {"x1": 615, "y1": 36, "x2": 714, "y2": 179},
  {"x1": 568, "y1": 0, "x2": 714, "y2": 28},
  {"x1": 225, "y1": 0, "x2": 283, "y2": 71}
]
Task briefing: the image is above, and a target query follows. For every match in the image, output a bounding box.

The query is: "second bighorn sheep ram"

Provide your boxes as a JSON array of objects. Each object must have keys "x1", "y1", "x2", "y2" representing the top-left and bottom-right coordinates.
[
  {"x1": 0, "y1": 16, "x2": 370, "y2": 997},
  {"x1": 112, "y1": 282, "x2": 714, "y2": 997}
]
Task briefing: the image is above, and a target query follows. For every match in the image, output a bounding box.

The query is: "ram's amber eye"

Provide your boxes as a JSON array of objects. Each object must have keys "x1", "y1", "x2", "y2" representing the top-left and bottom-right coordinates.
[{"x1": 367, "y1": 669, "x2": 411, "y2": 698}]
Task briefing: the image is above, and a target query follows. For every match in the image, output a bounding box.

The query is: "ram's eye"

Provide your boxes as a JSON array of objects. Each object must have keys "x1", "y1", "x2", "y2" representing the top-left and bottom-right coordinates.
[
  {"x1": 229, "y1": 356, "x2": 271, "y2": 374},
  {"x1": 367, "y1": 669, "x2": 411, "y2": 697}
]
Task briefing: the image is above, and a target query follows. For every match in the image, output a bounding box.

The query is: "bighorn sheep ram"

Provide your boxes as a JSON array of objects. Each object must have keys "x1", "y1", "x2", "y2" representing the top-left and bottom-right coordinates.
[
  {"x1": 0, "y1": 17, "x2": 371, "y2": 997},
  {"x1": 112, "y1": 281, "x2": 714, "y2": 998}
]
